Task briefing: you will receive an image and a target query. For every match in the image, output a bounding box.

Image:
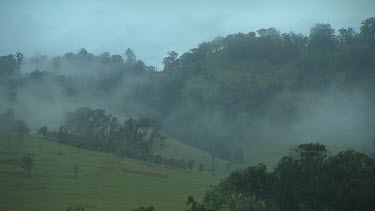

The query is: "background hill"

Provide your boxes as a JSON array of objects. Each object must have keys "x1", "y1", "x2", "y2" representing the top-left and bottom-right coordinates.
[{"x1": 1, "y1": 17, "x2": 375, "y2": 163}]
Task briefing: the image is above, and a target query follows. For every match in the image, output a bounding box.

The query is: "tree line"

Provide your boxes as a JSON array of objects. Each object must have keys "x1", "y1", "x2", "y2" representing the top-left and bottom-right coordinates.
[
  {"x1": 36, "y1": 107, "x2": 206, "y2": 172},
  {"x1": 51, "y1": 107, "x2": 167, "y2": 162}
]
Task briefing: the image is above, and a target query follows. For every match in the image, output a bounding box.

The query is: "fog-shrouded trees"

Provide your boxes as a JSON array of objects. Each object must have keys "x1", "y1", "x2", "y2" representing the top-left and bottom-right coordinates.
[
  {"x1": 59, "y1": 107, "x2": 167, "y2": 162},
  {"x1": 0, "y1": 52, "x2": 23, "y2": 78},
  {"x1": 1, "y1": 17, "x2": 375, "y2": 165},
  {"x1": 162, "y1": 51, "x2": 179, "y2": 71},
  {"x1": 0, "y1": 110, "x2": 30, "y2": 135},
  {"x1": 198, "y1": 164, "x2": 204, "y2": 174},
  {"x1": 309, "y1": 23, "x2": 336, "y2": 49},
  {"x1": 36, "y1": 126, "x2": 48, "y2": 137},
  {"x1": 338, "y1": 27, "x2": 357, "y2": 43},
  {"x1": 360, "y1": 17, "x2": 375, "y2": 41},
  {"x1": 187, "y1": 159, "x2": 195, "y2": 171}
]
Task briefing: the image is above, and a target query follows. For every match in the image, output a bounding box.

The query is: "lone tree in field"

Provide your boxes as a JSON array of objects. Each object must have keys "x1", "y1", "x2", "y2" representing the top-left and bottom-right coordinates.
[
  {"x1": 22, "y1": 154, "x2": 33, "y2": 177},
  {"x1": 187, "y1": 160, "x2": 195, "y2": 171},
  {"x1": 198, "y1": 164, "x2": 204, "y2": 174}
]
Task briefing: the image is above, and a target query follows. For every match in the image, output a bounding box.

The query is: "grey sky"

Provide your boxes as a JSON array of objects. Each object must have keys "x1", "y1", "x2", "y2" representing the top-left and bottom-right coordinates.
[{"x1": 1, "y1": 0, "x2": 374, "y2": 69}]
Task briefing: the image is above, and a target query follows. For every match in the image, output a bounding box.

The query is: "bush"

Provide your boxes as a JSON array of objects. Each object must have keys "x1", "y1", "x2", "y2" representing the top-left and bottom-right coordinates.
[
  {"x1": 37, "y1": 126, "x2": 48, "y2": 137},
  {"x1": 130, "y1": 206, "x2": 155, "y2": 211},
  {"x1": 0, "y1": 110, "x2": 30, "y2": 135},
  {"x1": 152, "y1": 155, "x2": 163, "y2": 165},
  {"x1": 22, "y1": 154, "x2": 33, "y2": 177}
]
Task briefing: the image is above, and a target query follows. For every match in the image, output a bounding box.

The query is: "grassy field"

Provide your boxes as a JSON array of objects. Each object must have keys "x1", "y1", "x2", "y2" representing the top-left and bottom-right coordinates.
[
  {"x1": 0, "y1": 132, "x2": 225, "y2": 211},
  {"x1": 1, "y1": 131, "x2": 360, "y2": 210}
]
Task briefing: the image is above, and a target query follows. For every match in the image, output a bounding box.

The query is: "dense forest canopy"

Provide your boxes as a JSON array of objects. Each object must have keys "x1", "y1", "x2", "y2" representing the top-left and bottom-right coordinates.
[
  {"x1": 186, "y1": 143, "x2": 375, "y2": 211},
  {"x1": 1, "y1": 17, "x2": 375, "y2": 160}
]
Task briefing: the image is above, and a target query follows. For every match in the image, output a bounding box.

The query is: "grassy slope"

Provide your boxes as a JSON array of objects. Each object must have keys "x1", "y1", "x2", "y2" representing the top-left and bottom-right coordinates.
[
  {"x1": 0, "y1": 133, "x2": 224, "y2": 211},
  {"x1": 158, "y1": 138, "x2": 228, "y2": 174}
]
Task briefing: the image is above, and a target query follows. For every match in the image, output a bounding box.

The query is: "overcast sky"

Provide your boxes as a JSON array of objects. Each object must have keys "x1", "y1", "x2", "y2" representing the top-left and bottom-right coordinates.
[{"x1": 1, "y1": 0, "x2": 374, "y2": 69}]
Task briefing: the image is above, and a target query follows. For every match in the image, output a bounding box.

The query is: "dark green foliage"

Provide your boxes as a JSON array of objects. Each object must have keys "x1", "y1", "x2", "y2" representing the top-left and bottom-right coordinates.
[
  {"x1": 152, "y1": 155, "x2": 164, "y2": 165},
  {"x1": 187, "y1": 160, "x2": 195, "y2": 171},
  {"x1": 360, "y1": 17, "x2": 375, "y2": 41},
  {"x1": 195, "y1": 143, "x2": 375, "y2": 211},
  {"x1": 163, "y1": 158, "x2": 189, "y2": 171},
  {"x1": 57, "y1": 107, "x2": 167, "y2": 163},
  {"x1": 0, "y1": 53, "x2": 21, "y2": 76},
  {"x1": 37, "y1": 126, "x2": 48, "y2": 137},
  {"x1": 165, "y1": 158, "x2": 177, "y2": 169},
  {"x1": 198, "y1": 164, "x2": 204, "y2": 174},
  {"x1": 56, "y1": 126, "x2": 69, "y2": 143},
  {"x1": 162, "y1": 51, "x2": 179, "y2": 71},
  {"x1": 130, "y1": 206, "x2": 155, "y2": 211},
  {"x1": 371, "y1": 138, "x2": 375, "y2": 159},
  {"x1": 186, "y1": 196, "x2": 213, "y2": 211},
  {"x1": 125, "y1": 48, "x2": 137, "y2": 65},
  {"x1": 338, "y1": 27, "x2": 357, "y2": 43},
  {"x1": 22, "y1": 154, "x2": 33, "y2": 177},
  {"x1": 66, "y1": 205, "x2": 85, "y2": 211},
  {"x1": 177, "y1": 158, "x2": 187, "y2": 171},
  {"x1": 309, "y1": 23, "x2": 336, "y2": 49},
  {"x1": 0, "y1": 110, "x2": 30, "y2": 135}
]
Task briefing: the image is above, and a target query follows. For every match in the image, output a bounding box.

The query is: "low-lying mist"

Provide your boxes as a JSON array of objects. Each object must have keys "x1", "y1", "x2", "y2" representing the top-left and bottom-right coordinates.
[{"x1": 1, "y1": 19, "x2": 375, "y2": 160}]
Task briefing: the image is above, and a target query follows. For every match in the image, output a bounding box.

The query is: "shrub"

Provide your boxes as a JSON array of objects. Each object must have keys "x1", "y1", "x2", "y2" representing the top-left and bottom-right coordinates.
[{"x1": 22, "y1": 154, "x2": 33, "y2": 177}]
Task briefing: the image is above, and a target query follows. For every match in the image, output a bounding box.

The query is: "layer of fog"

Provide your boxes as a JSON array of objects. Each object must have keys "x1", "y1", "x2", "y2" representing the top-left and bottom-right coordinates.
[{"x1": 2, "y1": 55, "x2": 374, "y2": 156}]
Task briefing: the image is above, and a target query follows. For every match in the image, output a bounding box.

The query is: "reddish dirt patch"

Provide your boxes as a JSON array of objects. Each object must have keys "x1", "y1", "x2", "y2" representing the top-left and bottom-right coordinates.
[
  {"x1": 97, "y1": 165, "x2": 118, "y2": 171},
  {"x1": 97, "y1": 160, "x2": 168, "y2": 178},
  {"x1": 23, "y1": 184, "x2": 49, "y2": 191},
  {"x1": 1, "y1": 171, "x2": 23, "y2": 176},
  {"x1": 121, "y1": 167, "x2": 168, "y2": 178},
  {"x1": 0, "y1": 159, "x2": 22, "y2": 166}
]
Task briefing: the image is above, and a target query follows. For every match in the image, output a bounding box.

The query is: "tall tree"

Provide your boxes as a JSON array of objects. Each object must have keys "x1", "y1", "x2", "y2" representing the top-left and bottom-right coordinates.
[
  {"x1": 162, "y1": 51, "x2": 179, "y2": 71},
  {"x1": 309, "y1": 23, "x2": 336, "y2": 48},
  {"x1": 360, "y1": 17, "x2": 375, "y2": 41}
]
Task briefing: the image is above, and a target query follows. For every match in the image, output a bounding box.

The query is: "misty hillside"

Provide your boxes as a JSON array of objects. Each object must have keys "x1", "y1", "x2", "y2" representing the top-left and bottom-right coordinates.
[
  {"x1": 2, "y1": 1, "x2": 375, "y2": 210},
  {"x1": 1, "y1": 18, "x2": 375, "y2": 162}
]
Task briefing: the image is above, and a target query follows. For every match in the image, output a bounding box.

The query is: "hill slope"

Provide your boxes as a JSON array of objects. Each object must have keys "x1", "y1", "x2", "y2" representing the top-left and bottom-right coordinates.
[{"x1": 0, "y1": 132, "x2": 223, "y2": 211}]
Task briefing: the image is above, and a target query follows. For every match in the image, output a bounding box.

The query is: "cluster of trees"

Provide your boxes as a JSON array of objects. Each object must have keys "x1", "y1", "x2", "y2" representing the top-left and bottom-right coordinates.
[
  {"x1": 186, "y1": 143, "x2": 375, "y2": 211},
  {"x1": 37, "y1": 110, "x2": 208, "y2": 172},
  {"x1": 0, "y1": 52, "x2": 23, "y2": 77},
  {"x1": 172, "y1": 17, "x2": 375, "y2": 70},
  {"x1": 0, "y1": 110, "x2": 29, "y2": 135},
  {"x1": 163, "y1": 158, "x2": 198, "y2": 172},
  {"x1": 54, "y1": 107, "x2": 167, "y2": 162},
  {"x1": 150, "y1": 17, "x2": 375, "y2": 159}
]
